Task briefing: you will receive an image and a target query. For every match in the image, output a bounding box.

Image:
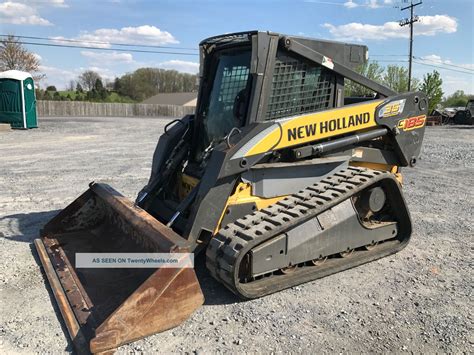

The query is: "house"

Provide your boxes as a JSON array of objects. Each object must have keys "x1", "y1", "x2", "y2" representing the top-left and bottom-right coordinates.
[{"x1": 141, "y1": 92, "x2": 197, "y2": 106}]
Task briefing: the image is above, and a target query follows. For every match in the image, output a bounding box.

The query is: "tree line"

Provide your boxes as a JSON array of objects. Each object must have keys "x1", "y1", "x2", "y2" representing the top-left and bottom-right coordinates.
[{"x1": 36, "y1": 68, "x2": 197, "y2": 103}]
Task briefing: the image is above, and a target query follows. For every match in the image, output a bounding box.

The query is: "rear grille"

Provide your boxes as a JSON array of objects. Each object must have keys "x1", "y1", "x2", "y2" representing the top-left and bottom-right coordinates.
[{"x1": 266, "y1": 53, "x2": 334, "y2": 120}]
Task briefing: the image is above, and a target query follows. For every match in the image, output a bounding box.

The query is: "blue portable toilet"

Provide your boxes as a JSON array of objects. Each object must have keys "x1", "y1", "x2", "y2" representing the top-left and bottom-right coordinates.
[{"x1": 0, "y1": 70, "x2": 38, "y2": 129}]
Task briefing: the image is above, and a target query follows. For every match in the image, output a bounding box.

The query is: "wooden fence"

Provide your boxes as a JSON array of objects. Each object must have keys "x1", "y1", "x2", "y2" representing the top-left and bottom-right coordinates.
[{"x1": 37, "y1": 100, "x2": 196, "y2": 117}]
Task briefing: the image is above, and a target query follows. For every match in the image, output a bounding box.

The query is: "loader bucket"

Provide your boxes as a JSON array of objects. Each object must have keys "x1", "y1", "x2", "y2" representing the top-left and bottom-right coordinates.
[{"x1": 34, "y1": 183, "x2": 204, "y2": 354}]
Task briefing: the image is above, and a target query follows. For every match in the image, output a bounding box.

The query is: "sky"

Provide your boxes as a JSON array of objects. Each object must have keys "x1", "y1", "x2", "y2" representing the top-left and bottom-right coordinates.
[{"x1": 0, "y1": 0, "x2": 472, "y2": 96}]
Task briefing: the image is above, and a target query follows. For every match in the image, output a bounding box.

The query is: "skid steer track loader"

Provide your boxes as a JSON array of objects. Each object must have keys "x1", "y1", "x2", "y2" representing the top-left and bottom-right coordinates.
[{"x1": 35, "y1": 31, "x2": 428, "y2": 353}]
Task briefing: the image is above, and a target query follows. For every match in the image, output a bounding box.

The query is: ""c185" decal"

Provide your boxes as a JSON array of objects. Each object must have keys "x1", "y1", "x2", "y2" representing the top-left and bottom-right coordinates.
[{"x1": 397, "y1": 115, "x2": 426, "y2": 131}]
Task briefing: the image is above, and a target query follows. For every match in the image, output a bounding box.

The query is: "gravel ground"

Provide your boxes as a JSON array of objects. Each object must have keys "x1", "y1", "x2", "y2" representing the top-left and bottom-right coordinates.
[{"x1": 0, "y1": 117, "x2": 472, "y2": 354}]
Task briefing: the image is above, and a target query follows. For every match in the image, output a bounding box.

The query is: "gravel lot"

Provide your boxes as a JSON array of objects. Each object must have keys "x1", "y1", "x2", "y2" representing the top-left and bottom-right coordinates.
[{"x1": 0, "y1": 117, "x2": 472, "y2": 354}]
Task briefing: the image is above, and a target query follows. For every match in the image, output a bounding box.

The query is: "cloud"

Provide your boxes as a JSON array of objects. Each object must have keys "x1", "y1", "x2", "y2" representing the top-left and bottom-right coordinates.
[
  {"x1": 156, "y1": 60, "x2": 199, "y2": 74},
  {"x1": 416, "y1": 15, "x2": 458, "y2": 35},
  {"x1": 323, "y1": 15, "x2": 457, "y2": 41},
  {"x1": 366, "y1": 0, "x2": 380, "y2": 9},
  {"x1": 39, "y1": 65, "x2": 78, "y2": 87},
  {"x1": 44, "y1": 0, "x2": 68, "y2": 7},
  {"x1": 420, "y1": 54, "x2": 449, "y2": 65},
  {"x1": 29, "y1": 0, "x2": 68, "y2": 7},
  {"x1": 305, "y1": 0, "x2": 393, "y2": 9},
  {"x1": 81, "y1": 51, "x2": 134, "y2": 65},
  {"x1": 0, "y1": 1, "x2": 52, "y2": 25},
  {"x1": 344, "y1": 1, "x2": 358, "y2": 9},
  {"x1": 53, "y1": 25, "x2": 178, "y2": 48}
]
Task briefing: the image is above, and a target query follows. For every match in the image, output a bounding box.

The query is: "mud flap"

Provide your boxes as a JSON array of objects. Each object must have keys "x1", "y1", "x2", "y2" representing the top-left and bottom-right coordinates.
[{"x1": 34, "y1": 183, "x2": 204, "y2": 354}]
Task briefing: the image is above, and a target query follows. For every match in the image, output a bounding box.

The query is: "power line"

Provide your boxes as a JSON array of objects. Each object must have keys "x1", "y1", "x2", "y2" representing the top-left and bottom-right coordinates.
[
  {"x1": 369, "y1": 59, "x2": 408, "y2": 63},
  {"x1": 412, "y1": 60, "x2": 474, "y2": 75},
  {"x1": 369, "y1": 59, "x2": 474, "y2": 74},
  {"x1": 370, "y1": 54, "x2": 407, "y2": 57},
  {"x1": 5, "y1": 39, "x2": 471, "y2": 75},
  {"x1": 413, "y1": 56, "x2": 474, "y2": 72},
  {"x1": 0, "y1": 34, "x2": 198, "y2": 51},
  {"x1": 373, "y1": 55, "x2": 473, "y2": 73},
  {"x1": 1, "y1": 40, "x2": 199, "y2": 56}
]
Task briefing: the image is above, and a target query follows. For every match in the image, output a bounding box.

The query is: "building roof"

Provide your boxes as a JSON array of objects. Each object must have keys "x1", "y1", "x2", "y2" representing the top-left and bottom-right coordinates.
[
  {"x1": 141, "y1": 92, "x2": 197, "y2": 106},
  {"x1": 0, "y1": 70, "x2": 32, "y2": 81}
]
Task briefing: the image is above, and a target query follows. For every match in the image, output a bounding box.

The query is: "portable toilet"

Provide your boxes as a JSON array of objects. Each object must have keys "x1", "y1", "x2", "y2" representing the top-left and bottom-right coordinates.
[{"x1": 0, "y1": 70, "x2": 38, "y2": 129}]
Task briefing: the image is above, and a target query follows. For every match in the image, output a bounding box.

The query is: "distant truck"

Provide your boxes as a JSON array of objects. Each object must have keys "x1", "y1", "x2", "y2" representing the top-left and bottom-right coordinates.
[
  {"x1": 453, "y1": 99, "x2": 474, "y2": 125},
  {"x1": 429, "y1": 100, "x2": 474, "y2": 125}
]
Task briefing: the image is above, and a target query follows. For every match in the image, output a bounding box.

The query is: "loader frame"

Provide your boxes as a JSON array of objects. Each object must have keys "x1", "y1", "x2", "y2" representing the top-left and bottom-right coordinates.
[
  {"x1": 35, "y1": 30, "x2": 428, "y2": 354},
  {"x1": 156, "y1": 32, "x2": 425, "y2": 247}
]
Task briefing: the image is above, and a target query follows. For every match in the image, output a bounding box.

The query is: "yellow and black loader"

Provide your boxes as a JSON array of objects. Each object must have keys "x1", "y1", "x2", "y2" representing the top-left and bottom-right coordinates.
[{"x1": 35, "y1": 31, "x2": 428, "y2": 353}]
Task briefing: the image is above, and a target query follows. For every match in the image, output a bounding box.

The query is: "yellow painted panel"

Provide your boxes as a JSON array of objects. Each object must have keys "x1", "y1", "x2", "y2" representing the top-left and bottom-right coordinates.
[
  {"x1": 245, "y1": 100, "x2": 383, "y2": 157},
  {"x1": 213, "y1": 182, "x2": 287, "y2": 234},
  {"x1": 349, "y1": 161, "x2": 403, "y2": 184}
]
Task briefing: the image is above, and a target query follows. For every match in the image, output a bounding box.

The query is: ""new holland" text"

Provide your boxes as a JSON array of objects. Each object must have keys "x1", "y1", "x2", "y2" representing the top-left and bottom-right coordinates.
[{"x1": 287, "y1": 112, "x2": 370, "y2": 141}]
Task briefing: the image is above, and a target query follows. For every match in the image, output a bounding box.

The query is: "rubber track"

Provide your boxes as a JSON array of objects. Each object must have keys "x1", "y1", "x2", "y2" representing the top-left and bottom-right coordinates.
[{"x1": 206, "y1": 166, "x2": 405, "y2": 299}]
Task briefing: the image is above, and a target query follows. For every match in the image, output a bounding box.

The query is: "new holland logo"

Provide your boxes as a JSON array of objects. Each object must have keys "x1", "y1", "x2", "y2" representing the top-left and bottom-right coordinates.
[
  {"x1": 379, "y1": 99, "x2": 406, "y2": 118},
  {"x1": 287, "y1": 112, "x2": 371, "y2": 141}
]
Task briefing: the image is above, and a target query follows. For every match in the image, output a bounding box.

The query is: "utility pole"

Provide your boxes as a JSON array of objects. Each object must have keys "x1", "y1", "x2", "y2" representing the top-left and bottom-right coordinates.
[{"x1": 399, "y1": 0, "x2": 422, "y2": 91}]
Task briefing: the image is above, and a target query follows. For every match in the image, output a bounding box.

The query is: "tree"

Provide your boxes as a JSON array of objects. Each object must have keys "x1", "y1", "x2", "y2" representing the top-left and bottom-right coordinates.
[
  {"x1": 345, "y1": 62, "x2": 384, "y2": 97},
  {"x1": 43, "y1": 90, "x2": 52, "y2": 100},
  {"x1": 46, "y1": 85, "x2": 57, "y2": 91},
  {"x1": 53, "y1": 91, "x2": 61, "y2": 101},
  {"x1": 420, "y1": 70, "x2": 443, "y2": 113},
  {"x1": 86, "y1": 89, "x2": 99, "y2": 101},
  {"x1": 35, "y1": 89, "x2": 45, "y2": 100},
  {"x1": 383, "y1": 65, "x2": 407, "y2": 93},
  {"x1": 76, "y1": 82, "x2": 83, "y2": 93},
  {"x1": 78, "y1": 70, "x2": 101, "y2": 91},
  {"x1": 94, "y1": 78, "x2": 108, "y2": 100},
  {"x1": 67, "y1": 80, "x2": 75, "y2": 91},
  {"x1": 442, "y1": 90, "x2": 472, "y2": 108},
  {"x1": 116, "y1": 68, "x2": 197, "y2": 101},
  {"x1": 113, "y1": 77, "x2": 121, "y2": 91},
  {"x1": 94, "y1": 77, "x2": 104, "y2": 91},
  {"x1": 0, "y1": 35, "x2": 44, "y2": 81},
  {"x1": 382, "y1": 65, "x2": 420, "y2": 93}
]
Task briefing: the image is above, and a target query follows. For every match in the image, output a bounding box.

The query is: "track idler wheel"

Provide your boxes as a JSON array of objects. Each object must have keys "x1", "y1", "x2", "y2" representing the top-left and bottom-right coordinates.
[{"x1": 358, "y1": 186, "x2": 386, "y2": 218}]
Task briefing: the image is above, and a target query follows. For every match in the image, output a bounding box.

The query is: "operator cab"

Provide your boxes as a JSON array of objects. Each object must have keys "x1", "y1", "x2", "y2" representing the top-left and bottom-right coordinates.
[{"x1": 192, "y1": 31, "x2": 375, "y2": 164}]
